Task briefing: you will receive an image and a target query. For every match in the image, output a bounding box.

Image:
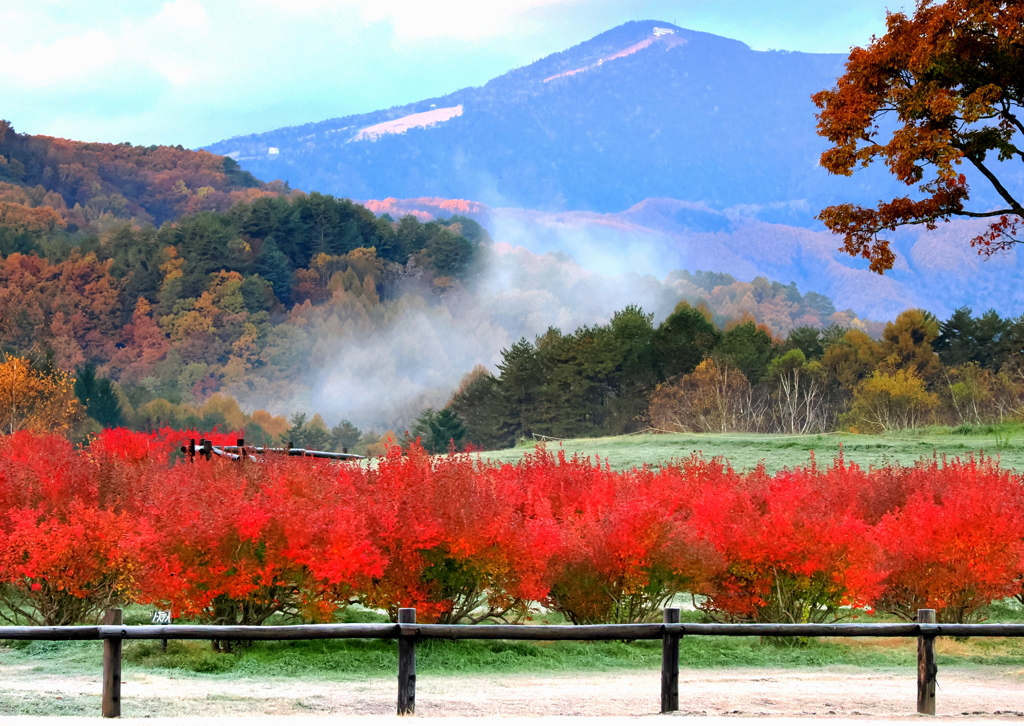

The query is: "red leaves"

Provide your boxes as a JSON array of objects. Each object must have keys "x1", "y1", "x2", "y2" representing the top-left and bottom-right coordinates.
[
  {"x1": 691, "y1": 460, "x2": 885, "y2": 623},
  {"x1": 358, "y1": 445, "x2": 562, "y2": 623},
  {"x1": 1, "y1": 430, "x2": 1023, "y2": 625},
  {"x1": 871, "y1": 457, "x2": 1024, "y2": 622}
]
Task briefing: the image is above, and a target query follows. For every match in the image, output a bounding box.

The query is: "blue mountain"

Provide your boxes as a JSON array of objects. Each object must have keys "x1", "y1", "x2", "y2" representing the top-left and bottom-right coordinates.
[{"x1": 205, "y1": 21, "x2": 899, "y2": 226}]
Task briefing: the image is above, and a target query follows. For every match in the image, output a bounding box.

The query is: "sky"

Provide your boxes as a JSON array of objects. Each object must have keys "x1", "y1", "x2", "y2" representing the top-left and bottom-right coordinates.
[{"x1": 0, "y1": 0, "x2": 912, "y2": 149}]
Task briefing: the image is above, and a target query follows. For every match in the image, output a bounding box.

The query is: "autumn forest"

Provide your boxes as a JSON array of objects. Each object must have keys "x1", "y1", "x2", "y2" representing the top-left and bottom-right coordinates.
[{"x1": 2, "y1": 118, "x2": 1024, "y2": 456}]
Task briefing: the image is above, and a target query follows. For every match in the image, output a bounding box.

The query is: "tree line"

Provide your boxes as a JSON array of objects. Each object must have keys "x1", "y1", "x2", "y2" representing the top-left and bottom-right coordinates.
[{"x1": 428, "y1": 304, "x2": 1024, "y2": 451}]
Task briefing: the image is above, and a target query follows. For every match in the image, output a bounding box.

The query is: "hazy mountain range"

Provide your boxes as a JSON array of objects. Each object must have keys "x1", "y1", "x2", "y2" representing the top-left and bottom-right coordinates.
[
  {"x1": 207, "y1": 20, "x2": 1024, "y2": 320},
  {"x1": 364, "y1": 197, "x2": 1022, "y2": 322}
]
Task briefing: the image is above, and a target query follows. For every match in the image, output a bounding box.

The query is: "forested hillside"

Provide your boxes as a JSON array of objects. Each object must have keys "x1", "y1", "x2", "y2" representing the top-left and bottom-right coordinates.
[
  {"x1": 11, "y1": 121, "x2": 1015, "y2": 456},
  {"x1": 0, "y1": 120, "x2": 278, "y2": 235},
  {"x1": 0, "y1": 122, "x2": 490, "y2": 448}
]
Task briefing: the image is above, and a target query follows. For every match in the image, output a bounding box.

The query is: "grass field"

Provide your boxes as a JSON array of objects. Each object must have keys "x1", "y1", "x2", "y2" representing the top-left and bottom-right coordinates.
[
  {"x1": 5, "y1": 602, "x2": 1024, "y2": 681},
  {"x1": 479, "y1": 421, "x2": 1024, "y2": 472}
]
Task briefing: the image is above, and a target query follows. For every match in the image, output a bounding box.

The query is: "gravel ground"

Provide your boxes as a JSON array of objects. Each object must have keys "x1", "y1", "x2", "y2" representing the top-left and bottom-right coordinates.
[{"x1": 0, "y1": 664, "x2": 1022, "y2": 721}]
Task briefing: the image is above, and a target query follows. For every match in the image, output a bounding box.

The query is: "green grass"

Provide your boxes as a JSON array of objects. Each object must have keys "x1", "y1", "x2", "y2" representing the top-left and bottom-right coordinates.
[
  {"x1": 0, "y1": 631, "x2": 916, "y2": 680},
  {"x1": 7, "y1": 603, "x2": 1024, "y2": 680},
  {"x1": 9, "y1": 625, "x2": 1024, "y2": 679},
  {"x1": 478, "y1": 421, "x2": 1024, "y2": 472}
]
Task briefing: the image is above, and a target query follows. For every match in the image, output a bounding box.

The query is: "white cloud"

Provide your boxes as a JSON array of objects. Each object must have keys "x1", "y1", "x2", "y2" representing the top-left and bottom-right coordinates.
[
  {"x1": 154, "y1": 0, "x2": 210, "y2": 32},
  {"x1": 0, "y1": 1, "x2": 217, "y2": 94},
  {"x1": 251, "y1": 0, "x2": 575, "y2": 39},
  {"x1": 2, "y1": 30, "x2": 120, "y2": 88}
]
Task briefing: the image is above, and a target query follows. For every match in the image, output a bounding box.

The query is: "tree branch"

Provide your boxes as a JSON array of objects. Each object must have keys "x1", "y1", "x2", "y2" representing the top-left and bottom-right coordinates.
[
  {"x1": 959, "y1": 150, "x2": 1024, "y2": 215},
  {"x1": 1000, "y1": 103, "x2": 1024, "y2": 143},
  {"x1": 957, "y1": 208, "x2": 1020, "y2": 218}
]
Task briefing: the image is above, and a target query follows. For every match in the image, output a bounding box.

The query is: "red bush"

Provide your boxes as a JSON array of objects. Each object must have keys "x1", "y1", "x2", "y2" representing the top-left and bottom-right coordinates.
[
  {"x1": 0, "y1": 432, "x2": 136, "y2": 624},
  {"x1": 543, "y1": 453, "x2": 712, "y2": 624},
  {"x1": 870, "y1": 457, "x2": 1024, "y2": 622},
  {"x1": 691, "y1": 456, "x2": 884, "y2": 623},
  {"x1": 1, "y1": 431, "x2": 1023, "y2": 630},
  {"x1": 134, "y1": 454, "x2": 382, "y2": 631},
  {"x1": 357, "y1": 444, "x2": 561, "y2": 623}
]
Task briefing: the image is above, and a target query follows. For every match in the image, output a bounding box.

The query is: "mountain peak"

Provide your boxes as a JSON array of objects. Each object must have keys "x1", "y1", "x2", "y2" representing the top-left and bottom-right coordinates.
[
  {"x1": 493, "y1": 20, "x2": 751, "y2": 87},
  {"x1": 205, "y1": 21, "x2": 858, "y2": 218}
]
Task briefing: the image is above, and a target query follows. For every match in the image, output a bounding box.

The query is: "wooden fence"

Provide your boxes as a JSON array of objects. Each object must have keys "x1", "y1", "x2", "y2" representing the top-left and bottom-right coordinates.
[
  {"x1": 1, "y1": 607, "x2": 1017, "y2": 718},
  {"x1": 181, "y1": 438, "x2": 365, "y2": 463}
]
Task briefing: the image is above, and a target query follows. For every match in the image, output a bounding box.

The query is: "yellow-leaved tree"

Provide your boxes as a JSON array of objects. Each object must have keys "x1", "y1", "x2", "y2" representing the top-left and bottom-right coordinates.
[
  {"x1": 844, "y1": 369, "x2": 940, "y2": 433},
  {"x1": 0, "y1": 354, "x2": 81, "y2": 435}
]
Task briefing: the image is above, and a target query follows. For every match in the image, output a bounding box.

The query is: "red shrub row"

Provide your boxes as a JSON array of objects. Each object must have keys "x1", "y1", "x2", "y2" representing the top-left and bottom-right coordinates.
[{"x1": 1, "y1": 429, "x2": 1022, "y2": 626}]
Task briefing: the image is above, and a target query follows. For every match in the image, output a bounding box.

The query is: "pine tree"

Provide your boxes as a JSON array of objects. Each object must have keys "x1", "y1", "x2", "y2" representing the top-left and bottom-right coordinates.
[
  {"x1": 331, "y1": 419, "x2": 362, "y2": 451},
  {"x1": 284, "y1": 412, "x2": 307, "y2": 448},
  {"x1": 74, "y1": 365, "x2": 125, "y2": 428},
  {"x1": 254, "y1": 237, "x2": 293, "y2": 303},
  {"x1": 496, "y1": 339, "x2": 544, "y2": 443}
]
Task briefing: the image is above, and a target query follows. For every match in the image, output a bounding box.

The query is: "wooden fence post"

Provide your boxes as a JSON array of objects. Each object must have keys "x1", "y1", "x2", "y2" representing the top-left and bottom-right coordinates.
[
  {"x1": 397, "y1": 608, "x2": 417, "y2": 716},
  {"x1": 917, "y1": 608, "x2": 937, "y2": 715},
  {"x1": 661, "y1": 607, "x2": 680, "y2": 713},
  {"x1": 102, "y1": 608, "x2": 123, "y2": 718}
]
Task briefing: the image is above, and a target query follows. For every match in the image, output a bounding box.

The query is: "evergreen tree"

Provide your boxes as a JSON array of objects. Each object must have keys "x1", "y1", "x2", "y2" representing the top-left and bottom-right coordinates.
[
  {"x1": 411, "y1": 407, "x2": 468, "y2": 453},
  {"x1": 496, "y1": 338, "x2": 545, "y2": 442},
  {"x1": 331, "y1": 419, "x2": 362, "y2": 451},
  {"x1": 74, "y1": 365, "x2": 125, "y2": 428},
  {"x1": 424, "y1": 227, "x2": 475, "y2": 278},
  {"x1": 784, "y1": 326, "x2": 825, "y2": 361},
  {"x1": 337, "y1": 219, "x2": 364, "y2": 255},
  {"x1": 430, "y1": 408, "x2": 467, "y2": 452},
  {"x1": 935, "y1": 307, "x2": 979, "y2": 368},
  {"x1": 254, "y1": 237, "x2": 293, "y2": 304},
  {"x1": 448, "y1": 367, "x2": 506, "y2": 449},
  {"x1": 303, "y1": 414, "x2": 333, "y2": 451},
  {"x1": 652, "y1": 303, "x2": 721, "y2": 381},
  {"x1": 936, "y1": 307, "x2": 1009, "y2": 370},
  {"x1": 718, "y1": 321, "x2": 774, "y2": 384},
  {"x1": 242, "y1": 420, "x2": 275, "y2": 447},
  {"x1": 535, "y1": 327, "x2": 602, "y2": 436},
  {"x1": 284, "y1": 412, "x2": 307, "y2": 447},
  {"x1": 605, "y1": 305, "x2": 658, "y2": 432},
  {"x1": 0, "y1": 227, "x2": 38, "y2": 256},
  {"x1": 170, "y1": 212, "x2": 236, "y2": 297}
]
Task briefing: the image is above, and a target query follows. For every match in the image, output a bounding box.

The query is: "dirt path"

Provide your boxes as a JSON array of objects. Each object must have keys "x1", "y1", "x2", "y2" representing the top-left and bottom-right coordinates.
[{"x1": 0, "y1": 664, "x2": 1023, "y2": 720}]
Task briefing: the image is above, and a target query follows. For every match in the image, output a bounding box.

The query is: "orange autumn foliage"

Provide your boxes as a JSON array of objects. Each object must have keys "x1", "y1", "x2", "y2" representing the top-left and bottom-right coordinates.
[
  {"x1": 814, "y1": 0, "x2": 1024, "y2": 272},
  {"x1": 0, "y1": 355, "x2": 80, "y2": 436},
  {"x1": 0, "y1": 202, "x2": 65, "y2": 234}
]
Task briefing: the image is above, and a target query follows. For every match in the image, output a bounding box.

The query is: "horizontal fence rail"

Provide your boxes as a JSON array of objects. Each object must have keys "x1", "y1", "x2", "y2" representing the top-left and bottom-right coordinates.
[
  {"x1": 5, "y1": 621, "x2": 1024, "y2": 642},
  {"x1": 0, "y1": 608, "x2": 1013, "y2": 717},
  {"x1": 179, "y1": 438, "x2": 365, "y2": 464}
]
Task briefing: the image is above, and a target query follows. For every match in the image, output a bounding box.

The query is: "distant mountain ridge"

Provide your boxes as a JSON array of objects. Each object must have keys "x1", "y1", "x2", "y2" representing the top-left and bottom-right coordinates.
[
  {"x1": 205, "y1": 21, "x2": 903, "y2": 225},
  {"x1": 364, "y1": 195, "x2": 1024, "y2": 321}
]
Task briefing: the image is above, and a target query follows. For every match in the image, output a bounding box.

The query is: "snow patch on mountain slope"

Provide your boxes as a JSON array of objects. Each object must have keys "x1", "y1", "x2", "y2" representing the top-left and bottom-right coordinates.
[{"x1": 352, "y1": 105, "x2": 463, "y2": 142}]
